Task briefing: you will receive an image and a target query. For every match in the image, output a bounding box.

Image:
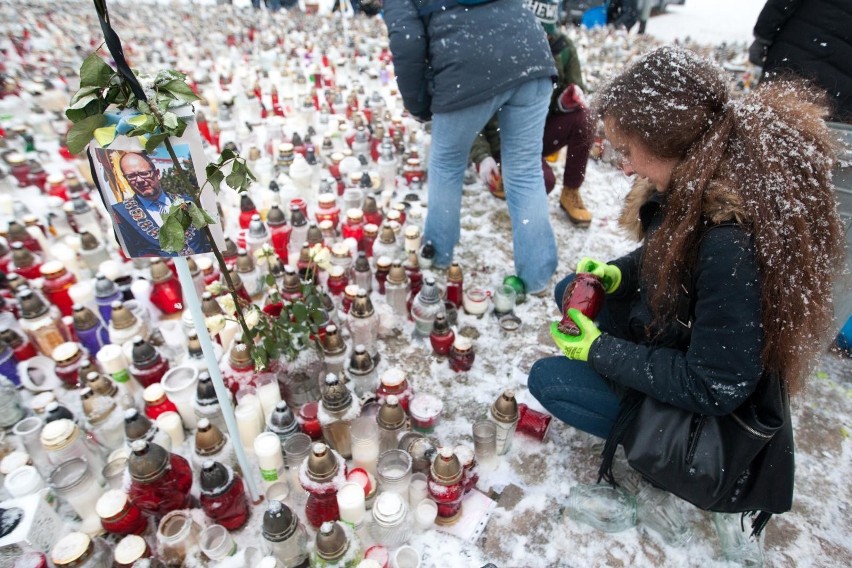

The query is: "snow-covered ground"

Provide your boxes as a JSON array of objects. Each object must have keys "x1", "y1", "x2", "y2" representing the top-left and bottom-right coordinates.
[
  {"x1": 645, "y1": 0, "x2": 767, "y2": 46},
  {"x1": 1, "y1": 1, "x2": 850, "y2": 566}
]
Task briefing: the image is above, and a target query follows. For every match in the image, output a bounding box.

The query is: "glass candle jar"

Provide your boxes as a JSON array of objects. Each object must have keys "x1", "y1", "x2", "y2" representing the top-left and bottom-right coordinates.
[
  {"x1": 488, "y1": 389, "x2": 520, "y2": 456},
  {"x1": 516, "y1": 403, "x2": 553, "y2": 442},
  {"x1": 449, "y1": 336, "x2": 475, "y2": 373},
  {"x1": 0, "y1": 378, "x2": 25, "y2": 428},
  {"x1": 127, "y1": 441, "x2": 194, "y2": 518},
  {"x1": 51, "y1": 342, "x2": 89, "y2": 388},
  {"x1": 41, "y1": 419, "x2": 105, "y2": 471},
  {"x1": 95, "y1": 489, "x2": 147, "y2": 536},
  {"x1": 429, "y1": 314, "x2": 454, "y2": 357},
  {"x1": 311, "y1": 521, "x2": 363, "y2": 568},
  {"x1": 319, "y1": 375, "x2": 360, "y2": 460},
  {"x1": 262, "y1": 500, "x2": 309, "y2": 568},
  {"x1": 129, "y1": 337, "x2": 171, "y2": 389},
  {"x1": 49, "y1": 458, "x2": 106, "y2": 530},
  {"x1": 427, "y1": 448, "x2": 464, "y2": 525},
  {"x1": 376, "y1": 449, "x2": 412, "y2": 497},
  {"x1": 149, "y1": 260, "x2": 184, "y2": 315},
  {"x1": 40, "y1": 261, "x2": 77, "y2": 317},
  {"x1": 156, "y1": 510, "x2": 201, "y2": 566},
  {"x1": 368, "y1": 492, "x2": 412, "y2": 549},
  {"x1": 462, "y1": 288, "x2": 489, "y2": 316},
  {"x1": 558, "y1": 273, "x2": 605, "y2": 336},
  {"x1": 301, "y1": 442, "x2": 346, "y2": 529},
  {"x1": 143, "y1": 384, "x2": 179, "y2": 421},
  {"x1": 409, "y1": 394, "x2": 443, "y2": 434},
  {"x1": 375, "y1": 369, "x2": 412, "y2": 412},
  {"x1": 349, "y1": 417, "x2": 380, "y2": 477},
  {"x1": 445, "y1": 263, "x2": 464, "y2": 308},
  {"x1": 297, "y1": 401, "x2": 323, "y2": 441},
  {"x1": 199, "y1": 460, "x2": 250, "y2": 530}
]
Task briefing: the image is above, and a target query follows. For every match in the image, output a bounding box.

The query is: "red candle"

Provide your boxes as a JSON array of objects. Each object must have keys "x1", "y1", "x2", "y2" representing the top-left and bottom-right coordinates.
[
  {"x1": 144, "y1": 384, "x2": 179, "y2": 420},
  {"x1": 97, "y1": 490, "x2": 148, "y2": 536},
  {"x1": 128, "y1": 443, "x2": 194, "y2": 518},
  {"x1": 341, "y1": 211, "x2": 365, "y2": 243},
  {"x1": 558, "y1": 273, "x2": 605, "y2": 336},
  {"x1": 150, "y1": 261, "x2": 183, "y2": 315},
  {"x1": 40, "y1": 262, "x2": 77, "y2": 317},
  {"x1": 429, "y1": 318, "x2": 454, "y2": 357},
  {"x1": 199, "y1": 461, "x2": 250, "y2": 530},
  {"x1": 516, "y1": 403, "x2": 552, "y2": 442},
  {"x1": 297, "y1": 402, "x2": 323, "y2": 440}
]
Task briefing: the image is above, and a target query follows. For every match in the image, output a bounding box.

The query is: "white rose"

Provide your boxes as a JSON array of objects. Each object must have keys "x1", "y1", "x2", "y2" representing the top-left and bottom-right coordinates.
[
  {"x1": 205, "y1": 315, "x2": 225, "y2": 335},
  {"x1": 245, "y1": 308, "x2": 261, "y2": 330}
]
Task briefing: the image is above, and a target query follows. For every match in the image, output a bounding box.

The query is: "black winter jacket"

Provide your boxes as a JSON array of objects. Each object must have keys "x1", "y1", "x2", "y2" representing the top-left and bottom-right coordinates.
[
  {"x1": 383, "y1": 0, "x2": 556, "y2": 121},
  {"x1": 585, "y1": 185, "x2": 794, "y2": 515},
  {"x1": 753, "y1": 0, "x2": 852, "y2": 122}
]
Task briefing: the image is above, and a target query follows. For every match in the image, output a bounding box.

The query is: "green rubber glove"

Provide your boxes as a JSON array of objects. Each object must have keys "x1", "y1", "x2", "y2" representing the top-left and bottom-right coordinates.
[
  {"x1": 550, "y1": 309, "x2": 602, "y2": 362},
  {"x1": 576, "y1": 257, "x2": 622, "y2": 294}
]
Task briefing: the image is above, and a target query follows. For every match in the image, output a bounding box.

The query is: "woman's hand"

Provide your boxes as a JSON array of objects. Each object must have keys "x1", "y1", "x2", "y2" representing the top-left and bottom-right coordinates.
[
  {"x1": 550, "y1": 309, "x2": 602, "y2": 362},
  {"x1": 576, "y1": 257, "x2": 621, "y2": 293}
]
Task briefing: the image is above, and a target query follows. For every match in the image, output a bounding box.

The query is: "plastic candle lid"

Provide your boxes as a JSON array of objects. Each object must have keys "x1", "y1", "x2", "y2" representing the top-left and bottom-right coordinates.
[
  {"x1": 95, "y1": 489, "x2": 128, "y2": 519},
  {"x1": 380, "y1": 368, "x2": 406, "y2": 388},
  {"x1": 51, "y1": 533, "x2": 91, "y2": 566},
  {"x1": 143, "y1": 383, "x2": 167, "y2": 404},
  {"x1": 114, "y1": 534, "x2": 148, "y2": 565},
  {"x1": 0, "y1": 452, "x2": 31, "y2": 475}
]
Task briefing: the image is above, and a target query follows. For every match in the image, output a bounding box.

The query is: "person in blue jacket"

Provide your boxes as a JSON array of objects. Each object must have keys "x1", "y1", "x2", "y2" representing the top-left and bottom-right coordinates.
[
  {"x1": 111, "y1": 152, "x2": 210, "y2": 257},
  {"x1": 383, "y1": 0, "x2": 558, "y2": 295}
]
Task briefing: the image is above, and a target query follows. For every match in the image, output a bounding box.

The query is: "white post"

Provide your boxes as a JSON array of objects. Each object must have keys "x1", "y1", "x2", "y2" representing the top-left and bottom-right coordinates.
[{"x1": 174, "y1": 256, "x2": 261, "y2": 502}]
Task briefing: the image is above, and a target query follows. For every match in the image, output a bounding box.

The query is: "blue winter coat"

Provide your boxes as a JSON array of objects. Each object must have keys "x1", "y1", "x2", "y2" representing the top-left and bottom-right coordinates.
[{"x1": 383, "y1": 0, "x2": 556, "y2": 120}]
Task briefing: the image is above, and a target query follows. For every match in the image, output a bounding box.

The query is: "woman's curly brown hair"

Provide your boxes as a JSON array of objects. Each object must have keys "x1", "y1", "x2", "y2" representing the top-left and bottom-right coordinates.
[{"x1": 595, "y1": 46, "x2": 845, "y2": 394}]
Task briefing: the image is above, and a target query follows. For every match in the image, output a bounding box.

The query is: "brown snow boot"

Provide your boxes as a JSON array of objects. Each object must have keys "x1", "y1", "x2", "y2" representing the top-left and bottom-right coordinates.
[{"x1": 559, "y1": 186, "x2": 592, "y2": 227}]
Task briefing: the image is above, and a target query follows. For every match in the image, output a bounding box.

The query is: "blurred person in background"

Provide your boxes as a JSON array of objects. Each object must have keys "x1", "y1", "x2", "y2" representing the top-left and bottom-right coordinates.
[
  {"x1": 471, "y1": 0, "x2": 594, "y2": 227},
  {"x1": 384, "y1": 0, "x2": 559, "y2": 295},
  {"x1": 749, "y1": 0, "x2": 852, "y2": 123}
]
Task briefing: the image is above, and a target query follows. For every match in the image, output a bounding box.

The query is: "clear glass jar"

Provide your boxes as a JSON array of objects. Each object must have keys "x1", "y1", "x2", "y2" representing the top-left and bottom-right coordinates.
[
  {"x1": 49, "y1": 457, "x2": 106, "y2": 528},
  {"x1": 262, "y1": 501, "x2": 310, "y2": 568},
  {"x1": 156, "y1": 510, "x2": 201, "y2": 566},
  {"x1": 368, "y1": 492, "x2": 412, "y2": 549},
  {"x1": 0, "y1": 377, "x2": 25, "y2": 428},
  {"x1": 376, "y1": 450, "x2": 412, "y2": 497}
]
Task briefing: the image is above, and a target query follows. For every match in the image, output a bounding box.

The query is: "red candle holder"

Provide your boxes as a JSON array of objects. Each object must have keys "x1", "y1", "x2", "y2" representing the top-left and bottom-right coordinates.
[
  {"x1": 516, "y1": 403, "x2": 552, "y2": 442},
  {"x1": 297, "y1": 401, "x2": 323, "y2": 440},
  {"x1": 558, "y1": 273, "x2": 605, "y2": 336},
  {"x1": 97, "y1": 491, "x2": 148, "y2": 536}
]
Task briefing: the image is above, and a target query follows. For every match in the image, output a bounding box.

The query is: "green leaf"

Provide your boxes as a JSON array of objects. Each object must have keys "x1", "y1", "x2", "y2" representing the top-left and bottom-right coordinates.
[
  {"x1": 220, "y1": 148, "x2": 236, "y2": 163},
  {"x1": 162, "y1": 79, "x2": 201, "y2": 104},
  {"x1": 174, "y1": 207, "x2": 192, "y2": 230},
  {"x1": 265, "y1": 274, "x2": 277, "y2": 287},
  {"x1": 163, "y1": 112, "x2": 179, "y2": 130},
  {"x1": 66, "y1": 114, "x2": 108, "y2": 154},
  {"x1": 79, "y1": 53, "x2": 113, "y2": 88},
  {"x1": 310, "y1": 309, "x2": 326, "y2": 325},
  {"x1": 225, "y1": 170, "x2": 246, "y2": 191},
  {"x1": 144, "y1": 133, "x2": 168, "y2": 154},
  {"x1": 65, "y1": 98, "x2": 104, "y2": 123},
  {"x1": 137, "y1": 100, "x2": 151, "y2": 114},
  {"x1": 158, "y1": 213, "x2": 187, "y2": 252},
  {"x1": 292, "y1": 302, "x2": 309, "y2": 324},
  {"x1": 187, "y1": 202, "x2": 216, "y2": 229},
  {"x1": 154, "y1": 70, "x2": 187, "y2": 87},
  {"x1": 205, "y1": 167, "x2": 225, "y2": 193},
  {"x1": 69, "y1": 86, "x2": 100, "y2": 109}
]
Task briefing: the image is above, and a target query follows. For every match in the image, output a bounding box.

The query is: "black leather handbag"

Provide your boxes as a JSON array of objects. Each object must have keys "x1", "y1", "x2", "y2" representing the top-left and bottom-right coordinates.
[{"x1": 620, "y1": 373, "x2": 788, "y2": 512}]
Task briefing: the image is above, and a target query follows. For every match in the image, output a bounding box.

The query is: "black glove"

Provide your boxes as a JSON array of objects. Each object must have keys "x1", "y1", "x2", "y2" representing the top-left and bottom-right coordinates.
[{"x1": 748, "y1": 37, "x2": 771, "y2": 66}]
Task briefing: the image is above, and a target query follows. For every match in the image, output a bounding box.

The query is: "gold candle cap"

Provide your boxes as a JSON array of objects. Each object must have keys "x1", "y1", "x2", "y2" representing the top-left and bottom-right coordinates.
[
  {"x1": 306, "y1": 442, "x2": 339, "y2": 483},
  {"x1": 195, "y1": 418, "x2": 226, "y2": 456},
  {"x1": 387, "y1": 261, "x2": 407, "y2": 285},
  {"x1": 447, "y1": 262, "x2": 463, "y2": 282},
  {"x1": 321, "y1": 325, "x2": 346, "y2": 356},
  {"x1": 236, "y1": 249, "x2": 255, "y2": 272},
  {"x1": 490, "y1": 389, "x2": 519, "y2": 423},
  {"x1": 321, "y1": 374, "x2": 353, "y2": 413},
  {"x1": 128, "y1": 440, "x2": 169, "y2": 483},
  {"x1": 315, "y1": 522, "x2": 347, "y2": 561},
  {"x1": 11, "y1": 243, "x2": 34, "y2": 268},
  {"x1": 348, "y1": 344, "x2": 374, "y2": 374},
  {"x1": 51, "y1": 533, "x2": 92, "y2": 567},
  {"x1": 378, "y1": 225, "x2": 396, "y2": 245},
  {"x1": 430, "y1": 446, "x2": 463, "y2": 485},
  {"x1": 350, "y1": 289, "x2": 374, "y2": 318},
  {"x1": 201, "y1": 292, "x2": 224, "y2": 317},
  {"x1": 110, "y1": 303, "x2": 138, "y2": 330},
  {"x1": 229, "y1": 340, "x2": 252, "y2": 368},
  {"x1": 377, "y1": 395, "x2": 407, "y2": 430},
  {"x1": 150, "y1": 259, "x2": 172, "y2": 283}
]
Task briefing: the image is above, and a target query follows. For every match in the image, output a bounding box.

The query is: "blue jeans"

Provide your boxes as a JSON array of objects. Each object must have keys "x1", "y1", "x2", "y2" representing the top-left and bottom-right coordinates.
[
  {"x1": 424, "y1": 78, "x2": 557, "y2": 293},
  {"x1": 528, "y1": 272, "x2": 622, "y2": 438}
]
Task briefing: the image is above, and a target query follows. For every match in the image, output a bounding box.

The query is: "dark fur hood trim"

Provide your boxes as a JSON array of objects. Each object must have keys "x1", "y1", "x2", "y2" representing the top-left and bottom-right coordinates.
[{"x1": 618, "y1": 177, "x2": 749, "y2": 241}]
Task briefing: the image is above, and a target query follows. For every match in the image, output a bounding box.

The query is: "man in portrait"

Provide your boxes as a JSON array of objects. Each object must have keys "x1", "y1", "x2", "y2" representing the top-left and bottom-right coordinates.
[{"x1": 110, "y1": 151, "x2": 211, "y2": 257}]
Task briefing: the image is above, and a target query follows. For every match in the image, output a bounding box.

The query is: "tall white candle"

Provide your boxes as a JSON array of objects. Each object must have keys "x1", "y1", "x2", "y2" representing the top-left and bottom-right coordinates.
[
  {"x1": 336, "y1": 481, "x2": 366, "y2": 526},
  {"x1": 218, "y1": 320, "x2": 240, "y2": 352},
  {"x1": 238, "y1": 393, "x2": 265, "y2": 431},
  {"x1": 253, "y1": 432, "x2": 286, "y2": 486},
  {"x1": 156, "y1": 412, "x2": 185, "y2": 448},
  {"x1": 409, "y1": 473, "x2": 428, "y2": 507},
  {"x1": 235, "y1": 402, "x2": 262, "y2": 458},
  {"x1": 256, "y1": 377, "x2": 282, "y2": 424},
  {"x1": 351, "y1": 439, "x2": 380, "y2": 477}
]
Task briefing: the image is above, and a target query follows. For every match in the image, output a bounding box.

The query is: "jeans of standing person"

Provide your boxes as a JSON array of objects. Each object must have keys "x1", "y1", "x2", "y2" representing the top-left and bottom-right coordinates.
[
  {"x1": 424, "y1": 77, "x2": 556, "y2": 294},
  {"x1": 542, "y1": 106, "x2": 593, "y2": 191},
  {"x1": 527, "y1": 273, "x2": 625, "y2": 438}
]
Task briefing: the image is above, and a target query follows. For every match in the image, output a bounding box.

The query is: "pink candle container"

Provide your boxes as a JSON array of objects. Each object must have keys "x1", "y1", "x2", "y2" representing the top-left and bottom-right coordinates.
[{"x1": 408, "y1": 394, "x2": 443, "y2": 434}]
